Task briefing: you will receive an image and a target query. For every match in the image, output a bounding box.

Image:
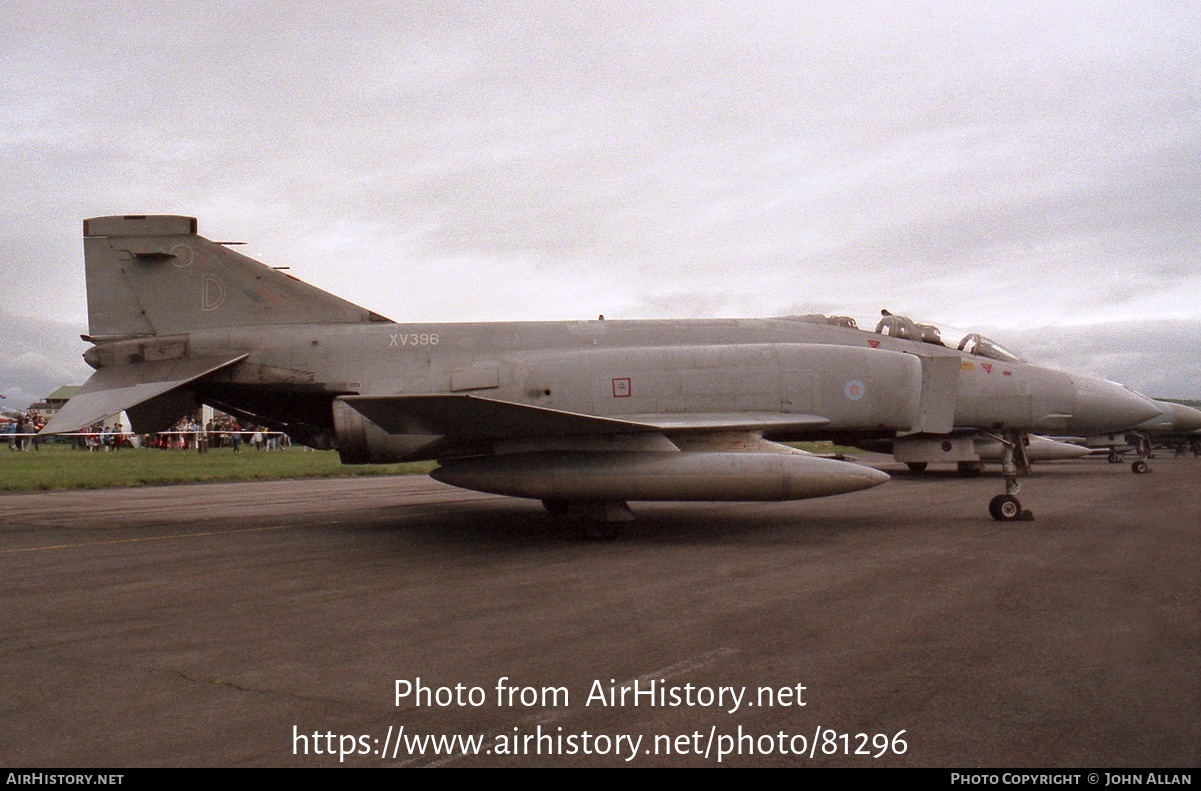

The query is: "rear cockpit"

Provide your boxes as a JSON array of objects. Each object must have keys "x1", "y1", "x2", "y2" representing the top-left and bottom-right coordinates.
[{"x1": 874, "y1": 311, "x2": 945, "y2": 345}]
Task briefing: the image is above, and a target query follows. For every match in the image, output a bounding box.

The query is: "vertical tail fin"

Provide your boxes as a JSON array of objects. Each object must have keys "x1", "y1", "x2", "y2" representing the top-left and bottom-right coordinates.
[{"x1": 83, "y1": 215, "x2": 390, "y2": 339}]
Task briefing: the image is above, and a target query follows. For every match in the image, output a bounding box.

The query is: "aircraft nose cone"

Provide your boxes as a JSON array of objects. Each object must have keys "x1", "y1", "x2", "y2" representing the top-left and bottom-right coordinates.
[
  {"x1": 856, "y1": 464, "x2": 892, "y2": 490},
  {"x1": 1073, "y1": 377, "x2": 1161, "y2": 435},
  {"x1": 1170, "y1": 403, "x2": 1201, "y2": 434}
]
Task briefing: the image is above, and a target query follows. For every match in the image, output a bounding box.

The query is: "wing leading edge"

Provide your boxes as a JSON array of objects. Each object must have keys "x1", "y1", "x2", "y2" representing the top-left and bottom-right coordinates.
[{"x1": 339, "y1": 393, "x2": 831, "y2": 441}]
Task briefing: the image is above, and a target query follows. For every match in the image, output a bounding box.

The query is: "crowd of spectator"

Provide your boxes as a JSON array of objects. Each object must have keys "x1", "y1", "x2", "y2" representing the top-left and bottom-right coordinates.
[
  {"x1": 144, "y1": 416, "x2": 290, "y2": 452},
  {"x1": 3, "y1": 411, "x2": 46, "y2": 451},
  {"x1": 2, "y1": 411, "x2": 291, "y2": 452}
]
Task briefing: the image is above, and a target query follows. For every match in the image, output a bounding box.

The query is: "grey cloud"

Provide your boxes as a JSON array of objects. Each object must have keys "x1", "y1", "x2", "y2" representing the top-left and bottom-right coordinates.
[{"x1": 0, "y1": 309, "x2": 90, "y2": 410}]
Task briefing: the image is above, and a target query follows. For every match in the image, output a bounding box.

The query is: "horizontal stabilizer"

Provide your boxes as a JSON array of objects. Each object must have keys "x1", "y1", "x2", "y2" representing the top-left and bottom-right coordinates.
[
  {"x1": 40, "y1": 354, "x2": 248, "y2": 434},
  {"x1": 341, "y1": 394, "x2": 829, "y2": 440}
]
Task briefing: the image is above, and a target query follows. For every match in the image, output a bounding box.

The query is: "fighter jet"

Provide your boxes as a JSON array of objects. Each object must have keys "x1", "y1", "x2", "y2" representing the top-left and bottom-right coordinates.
[
  {"x1": 885, "y1": 434, "x2": 1090, "y2": 476},
  {"x1": 1079, "y1": 399, "x2": 1201, "y2": 472},
  {"x1": 42, "y1": 216, "x2": 1159, "y2": 532}
]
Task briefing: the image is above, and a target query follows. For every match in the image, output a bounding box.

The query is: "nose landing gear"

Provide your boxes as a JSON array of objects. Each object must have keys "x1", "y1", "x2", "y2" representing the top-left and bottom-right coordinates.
[
  {"x1": 987, "y1": 431, "x2": 1034, "y2": 521},
  {"x1": 1131, "y1": 434, "x2": 1153, "y2": 474}
]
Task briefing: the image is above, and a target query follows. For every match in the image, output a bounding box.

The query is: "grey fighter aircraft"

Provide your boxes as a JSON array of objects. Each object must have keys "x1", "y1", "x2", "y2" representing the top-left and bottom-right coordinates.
[
  {"x1": 1079, "y1": 399, "x2": 1201, "y2": 472},
  {"x1": 891, "y1": 434, "x2": 1090, "y2": 476},
  {"x1": 42, "y1": 216, "x2": 1159, "y2": 531}
]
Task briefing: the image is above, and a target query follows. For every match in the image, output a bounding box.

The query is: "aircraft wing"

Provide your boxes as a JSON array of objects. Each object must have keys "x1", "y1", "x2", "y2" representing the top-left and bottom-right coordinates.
[
  {"x1": 340, "y1": 394, "x2": 829, "y2": 440},
  {"x1": 615, "y1": 412, "x2": 830, "y2": 433},
  {"x1": 40, "y1": 354, "x2": 248, "y2": 435}
]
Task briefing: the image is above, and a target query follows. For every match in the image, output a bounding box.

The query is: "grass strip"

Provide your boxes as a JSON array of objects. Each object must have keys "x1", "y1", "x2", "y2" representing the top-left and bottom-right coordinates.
[{"x1": 0, "y1": 442, "x2": 434, "y2": 492}]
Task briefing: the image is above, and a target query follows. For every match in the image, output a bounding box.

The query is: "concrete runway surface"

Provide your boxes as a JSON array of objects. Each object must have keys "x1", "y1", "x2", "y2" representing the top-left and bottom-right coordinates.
[{"x1": 1, "y1": 455, "x2": 1197, "y2": 767}]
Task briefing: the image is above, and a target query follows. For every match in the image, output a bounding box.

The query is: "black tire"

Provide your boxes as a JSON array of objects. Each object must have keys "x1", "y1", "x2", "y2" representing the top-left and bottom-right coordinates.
[
  {"x1": 1131, "y1": 461, "x2": 1149, "y2": 474},
  {"x1": 906, "y1": 462, "x2": 928, "y2": 472},
  {"x1": 1107, "y1": 452, "x2": 1122, "y2": 464},
  {"x1": 989, "y1": 494, "x2": 1022, "y2": 521}
]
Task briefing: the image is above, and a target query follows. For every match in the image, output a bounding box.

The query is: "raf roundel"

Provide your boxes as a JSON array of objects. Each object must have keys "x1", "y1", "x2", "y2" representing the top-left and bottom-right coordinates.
[{"x1": 844, "y1": 380, "x2": 865, "y2": 401}]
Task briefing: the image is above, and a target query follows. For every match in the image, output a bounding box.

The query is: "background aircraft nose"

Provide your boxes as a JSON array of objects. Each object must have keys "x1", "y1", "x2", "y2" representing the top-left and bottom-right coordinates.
[
  {"x1": 1073, "y1": 377, "x2": 1161, "y2": 435},
  {"x1": 1168, "y1": 402, "x2": 1201, "y2": 434}
]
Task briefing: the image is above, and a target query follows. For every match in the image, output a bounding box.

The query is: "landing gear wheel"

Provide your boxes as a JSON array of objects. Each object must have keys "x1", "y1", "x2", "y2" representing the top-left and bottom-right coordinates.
[
  {"x1": 1131, "y1": 460, "x2": 1149, "y2": 474},
  {"x1": 1107, "y1": 452, "x2": 1121, "y2": 464},
  {"x1": 906, "y1": 462, "x2": 928, "y2": 472},
  {"x1": 989, "y1": 494, "x2": 1022, "y2": 522}
]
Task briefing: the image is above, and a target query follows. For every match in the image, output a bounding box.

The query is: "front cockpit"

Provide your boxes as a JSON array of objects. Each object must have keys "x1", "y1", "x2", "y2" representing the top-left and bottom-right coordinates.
[{"x1": 955, "y1": 332, "x2": 1023, "y2": 363}]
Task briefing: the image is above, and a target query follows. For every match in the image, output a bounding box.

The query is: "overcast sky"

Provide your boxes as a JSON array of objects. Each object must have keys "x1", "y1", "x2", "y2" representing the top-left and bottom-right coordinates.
[{"x1": 2, "y1": 2, "x2": 1198, "y2": 408}]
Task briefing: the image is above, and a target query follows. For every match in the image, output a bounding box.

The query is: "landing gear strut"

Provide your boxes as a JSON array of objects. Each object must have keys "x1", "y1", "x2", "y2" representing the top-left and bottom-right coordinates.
[
  {"x1": 987, "y1": 431, "x2": 1034, "y2": 522},
  {"x1": 1131, "y1": 433, "x2": 1152, "y2": 474}
]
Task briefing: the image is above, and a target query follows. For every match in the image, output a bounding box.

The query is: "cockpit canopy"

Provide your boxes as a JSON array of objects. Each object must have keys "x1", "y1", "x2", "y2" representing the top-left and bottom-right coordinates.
[
  {"x1": 874, "y1": 312, "x2": 1025, "y2": 362},
  {"x1": 874, "y1": 313, "x2": 944, "y2": 345},
  {"x1": 785, "y1": 311, "x2": 1026, "y2": 363},
  {"x1": 956, "y1": 333, "x2": 1023, "y2": 363}
]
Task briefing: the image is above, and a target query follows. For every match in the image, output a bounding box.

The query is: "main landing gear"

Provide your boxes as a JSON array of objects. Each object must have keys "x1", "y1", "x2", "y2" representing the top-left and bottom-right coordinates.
[
  {"x1": 987, "y1": 431, "x2": 1034, "y2": 522},
  {"x1": 1106, "y1": 435, "x2": 1153, "y2": 473},
  {"x1": 542, "y1": 499, "x2": 634, "y2": 540}
]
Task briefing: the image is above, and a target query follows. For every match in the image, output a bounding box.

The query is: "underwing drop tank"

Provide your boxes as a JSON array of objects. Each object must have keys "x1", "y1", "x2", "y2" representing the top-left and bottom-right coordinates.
[{"x1": 431, "y1": 450, "x2": 889, "y2": 502}]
